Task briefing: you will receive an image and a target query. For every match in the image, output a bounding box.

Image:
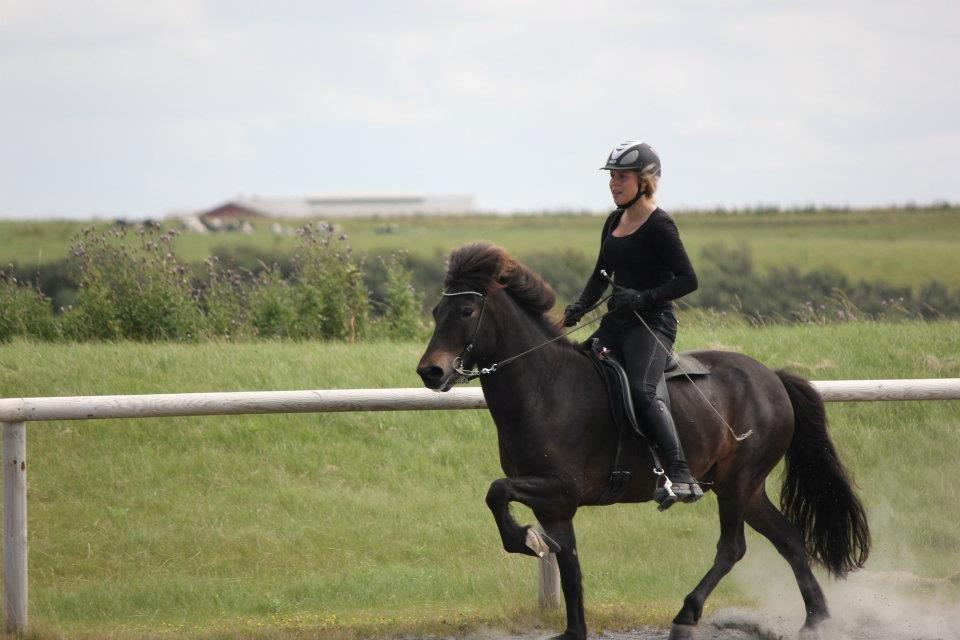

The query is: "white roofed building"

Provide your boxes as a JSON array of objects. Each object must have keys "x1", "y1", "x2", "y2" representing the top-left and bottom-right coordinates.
[{"x1": 184, "y1": 194, "x2": 473, "y2": 223}]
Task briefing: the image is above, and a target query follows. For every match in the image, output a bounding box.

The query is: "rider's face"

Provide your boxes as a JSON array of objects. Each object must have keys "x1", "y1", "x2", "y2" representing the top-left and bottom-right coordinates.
[{"x1": 609, "y1": 170, "x2": 641, "y2": 207}]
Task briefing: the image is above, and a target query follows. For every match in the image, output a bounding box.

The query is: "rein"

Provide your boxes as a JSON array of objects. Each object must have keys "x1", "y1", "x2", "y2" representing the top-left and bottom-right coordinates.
[{"x1": 441, "y1": 290, "x2": 610, "y2": 381}]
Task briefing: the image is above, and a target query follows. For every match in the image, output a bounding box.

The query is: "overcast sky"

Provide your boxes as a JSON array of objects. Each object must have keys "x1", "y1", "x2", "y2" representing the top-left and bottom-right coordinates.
[{"x1": 1, "y1": 1, "x2": 958, "y2": 219}]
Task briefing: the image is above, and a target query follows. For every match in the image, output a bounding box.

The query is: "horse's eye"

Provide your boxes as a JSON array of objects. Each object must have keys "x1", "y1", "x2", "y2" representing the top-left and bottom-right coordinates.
[{"x1": 461, "y1": 306, "x2": 475, "y2": 318}]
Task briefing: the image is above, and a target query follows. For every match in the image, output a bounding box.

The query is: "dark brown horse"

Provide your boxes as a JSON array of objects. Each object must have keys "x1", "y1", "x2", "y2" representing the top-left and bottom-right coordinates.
[{"x1": 416, "y1": 243, "x2": 869, "y2": 640}]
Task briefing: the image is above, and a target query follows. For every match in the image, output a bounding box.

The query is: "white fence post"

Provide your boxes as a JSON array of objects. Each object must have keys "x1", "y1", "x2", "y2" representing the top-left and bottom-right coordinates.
[
  {"x1": 537, "y1": 551, "x2": 562, "y2": 610},
  {"x1": 3, "y1": 422, "x2": 28, "y2": 635}
]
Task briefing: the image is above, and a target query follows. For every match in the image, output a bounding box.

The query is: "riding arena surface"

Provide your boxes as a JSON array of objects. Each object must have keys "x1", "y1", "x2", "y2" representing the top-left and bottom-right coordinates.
[
  {"x1": 414, "y1": 602, "x2": 959, "y2": 640},
  {"x1": 406, "y1": 566, "x2": 960, "y2": 640}
]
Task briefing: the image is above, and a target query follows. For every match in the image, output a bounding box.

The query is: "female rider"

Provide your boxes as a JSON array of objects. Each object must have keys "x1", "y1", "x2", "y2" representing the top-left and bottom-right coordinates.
[{"x1": 563, "y1": 140, "x2": 702, "y2": 509}]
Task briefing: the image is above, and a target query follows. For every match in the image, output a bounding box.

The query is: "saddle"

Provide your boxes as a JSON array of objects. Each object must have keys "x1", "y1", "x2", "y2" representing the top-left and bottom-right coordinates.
[{"x1": 586, "y1": 341, "x2": 710, "y2": 505}]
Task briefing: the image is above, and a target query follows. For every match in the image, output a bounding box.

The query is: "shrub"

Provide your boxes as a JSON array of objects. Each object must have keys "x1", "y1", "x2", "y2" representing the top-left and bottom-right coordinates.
[
  {"x1": 248, "y1": 264, "x2": 297, "y2": 338},
  {"x1": 0, "y1": 269, "x2": 61, "y2": 341},
  {"x1": 290, "y1": 224, "x2": 368, "y2": 341},
  {"x1": 63, "y1": 226, "x2": 201, "y2": 341},
  {"x1": 374, "y1": 252, "x2": 423, "y2": 340},
  {"x1": 521, "y1": 250, "x2": 594, "y2": 303},
  {"x1": 201, "y1": 256, "x2": 254, "y2": 339}
]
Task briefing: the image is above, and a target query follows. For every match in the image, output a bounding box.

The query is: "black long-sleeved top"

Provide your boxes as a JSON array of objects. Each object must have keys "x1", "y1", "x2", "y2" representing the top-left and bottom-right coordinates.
[{"x1": 577, "y1": 208, "x2": 698, "y2": 322}]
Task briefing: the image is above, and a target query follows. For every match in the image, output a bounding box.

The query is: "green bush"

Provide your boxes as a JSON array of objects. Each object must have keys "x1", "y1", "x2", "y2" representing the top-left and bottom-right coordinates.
[
  {"x1": 290, "y1": 224, "x2": 369, "y2": 341},
  {"x1": 373, "y1": 252, "x2": 423, "y2": 340},
  {"x1": 6, "y1": 226, "x2": 960, "y2": 343},
  {"x1": 200, "y1": 256, "x2": 254, "y2": 339},
  {"x1": 687, "y1": 243, "x2": 955, "y2": 322},
  {"x1": 248, "y1": 264, "x2": 296, "y2": 338},
  {"x1": 62, "y1": 226, "x2": 202, "y2": 341},
  {"x1": 521, "y1": 249, "x2": 594, "y2": 303},
  {"x1": 0, "y1": 270, "x2": 61, "y2": 341}
]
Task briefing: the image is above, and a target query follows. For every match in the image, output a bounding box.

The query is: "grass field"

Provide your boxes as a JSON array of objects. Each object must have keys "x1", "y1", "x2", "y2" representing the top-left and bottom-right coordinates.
[
  {"x1": 1, "y1": 320, "x2": 959, "y2": 638},
  {"x1": 3, "y1": 206, "x2": 960, "y2": 291}
]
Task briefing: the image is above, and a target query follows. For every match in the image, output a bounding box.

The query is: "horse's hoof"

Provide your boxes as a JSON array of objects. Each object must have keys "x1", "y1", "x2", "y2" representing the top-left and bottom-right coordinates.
[
  {"x1": 669, "y1": 623, "x2": 698, "y2": 640},
  {"x1": 798, "y1": 626, "x2": 821, "y2": 640},
  {"x1": 525, "y1": 528, "x2": 561, "y2": 557}
]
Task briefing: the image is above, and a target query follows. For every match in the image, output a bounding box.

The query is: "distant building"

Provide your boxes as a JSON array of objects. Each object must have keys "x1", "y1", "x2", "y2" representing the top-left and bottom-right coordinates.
[
  {"x1": 187, "y1": 194, "x2": 473, "y2": 224},
  {"x1": 197, "y1": 202, "x2": 268, "y2": 224}
]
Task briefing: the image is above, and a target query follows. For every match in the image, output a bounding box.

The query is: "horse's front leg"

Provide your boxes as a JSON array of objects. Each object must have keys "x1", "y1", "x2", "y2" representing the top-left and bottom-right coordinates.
[
  {"x1": 538, "y1": 517, "x2": 586, "y2": 640},
  {"x1": 485, "y1": 476, "x2": 586, "y2": 640},
  {"x1": 485, "y1": 475, "x2": 575, "y2": 556}
]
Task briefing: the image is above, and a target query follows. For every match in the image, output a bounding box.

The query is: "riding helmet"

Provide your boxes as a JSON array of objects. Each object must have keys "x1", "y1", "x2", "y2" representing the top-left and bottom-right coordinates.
[{"x1": 600, "y1": 140, "x2": 662, "y2": 176}]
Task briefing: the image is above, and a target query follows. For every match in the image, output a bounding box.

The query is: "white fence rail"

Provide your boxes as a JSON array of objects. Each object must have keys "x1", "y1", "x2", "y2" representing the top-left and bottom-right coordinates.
[{"x1": 3, "y1": 378, "x2": 960, "y2": 633}]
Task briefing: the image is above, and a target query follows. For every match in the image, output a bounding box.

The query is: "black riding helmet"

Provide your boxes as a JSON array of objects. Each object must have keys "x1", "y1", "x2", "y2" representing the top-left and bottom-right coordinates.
[{"x1": 600, "y1": 140, "x2": 662, "y2": 210}]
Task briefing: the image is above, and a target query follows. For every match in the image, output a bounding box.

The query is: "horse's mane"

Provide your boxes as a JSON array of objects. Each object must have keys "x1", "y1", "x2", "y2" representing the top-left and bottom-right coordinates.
[{"x1": 444, "y1": 242, "x2": 563, "y2": 338}]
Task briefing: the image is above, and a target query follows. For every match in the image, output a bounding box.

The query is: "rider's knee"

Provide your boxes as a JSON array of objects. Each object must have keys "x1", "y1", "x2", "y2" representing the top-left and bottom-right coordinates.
[{"x1": 632, "y1": 385, "x2": 660, "y2": 413}]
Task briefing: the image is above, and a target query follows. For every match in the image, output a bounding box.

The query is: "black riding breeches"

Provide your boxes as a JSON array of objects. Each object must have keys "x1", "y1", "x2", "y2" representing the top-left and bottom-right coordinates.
[{"x1": 587, "y1": 311, "x2": 677, "y2": 411}]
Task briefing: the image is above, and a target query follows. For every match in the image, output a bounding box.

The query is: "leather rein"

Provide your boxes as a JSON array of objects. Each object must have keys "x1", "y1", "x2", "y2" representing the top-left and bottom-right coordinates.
[{"x1": 441, "y1": 289, "x2": 609, "y2": 382}]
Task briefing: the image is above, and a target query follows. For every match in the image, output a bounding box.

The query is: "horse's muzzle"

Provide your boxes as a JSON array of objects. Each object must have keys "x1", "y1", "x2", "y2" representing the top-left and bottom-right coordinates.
[{"x1": 416, "y1": 352, "x2": 458, "y2": 392}]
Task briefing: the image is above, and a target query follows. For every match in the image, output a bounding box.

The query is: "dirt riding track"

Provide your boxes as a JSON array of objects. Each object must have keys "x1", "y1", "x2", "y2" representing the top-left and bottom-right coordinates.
[{"x1": 436, "y1": 570, "x2": 960, "y2": 640}]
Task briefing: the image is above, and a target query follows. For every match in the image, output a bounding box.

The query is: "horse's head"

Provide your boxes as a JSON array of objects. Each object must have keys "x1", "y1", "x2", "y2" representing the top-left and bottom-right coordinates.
[{"x1": 416, "y1": 242, "x2": 559, "y2": 391}]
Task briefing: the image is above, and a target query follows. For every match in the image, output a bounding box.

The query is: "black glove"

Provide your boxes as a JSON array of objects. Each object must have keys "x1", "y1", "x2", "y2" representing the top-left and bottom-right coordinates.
[
  {"x1": 610, "y1": 287, "x2": 656, "y2": 312},
  {"x1": 562, "y1": 301, "x2": 587, "y2": 327}
]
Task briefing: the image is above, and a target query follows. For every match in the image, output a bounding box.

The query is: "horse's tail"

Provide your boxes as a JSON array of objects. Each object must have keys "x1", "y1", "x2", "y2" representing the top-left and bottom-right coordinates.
[{"x1": 776, "y1": 369, "x2": 871, "y2": 577}]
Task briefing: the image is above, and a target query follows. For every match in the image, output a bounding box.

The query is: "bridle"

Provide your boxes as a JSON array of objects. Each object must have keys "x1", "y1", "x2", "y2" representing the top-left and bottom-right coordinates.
[
  {"x1": 440, "y1": 288, "x2": 608, "y2": 382},
  {"x1": 440, "y1": 290, "x2": 491, "y2": 380}
]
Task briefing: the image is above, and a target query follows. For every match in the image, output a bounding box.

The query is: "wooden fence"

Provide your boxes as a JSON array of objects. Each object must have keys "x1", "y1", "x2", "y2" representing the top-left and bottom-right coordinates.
[{"x1": 3, "y1": 378, "x2": 960, "y2": 634}]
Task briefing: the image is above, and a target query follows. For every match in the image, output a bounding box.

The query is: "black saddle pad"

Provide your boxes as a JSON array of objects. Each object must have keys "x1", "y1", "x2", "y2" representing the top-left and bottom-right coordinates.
[
  {"x1": 664, "y1": 351, "x2": 712, "y2": 380},
  {"x1": 586, "y1": 348, "x2": 645, "y2": 437}
]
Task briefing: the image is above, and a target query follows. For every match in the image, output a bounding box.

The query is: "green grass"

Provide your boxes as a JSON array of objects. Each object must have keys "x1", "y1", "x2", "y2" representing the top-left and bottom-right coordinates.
[
  {"x1": 1, "y1": 321, "x2": 959, "y2": 638},
  {"x1": 3, "y1": 206, "x2": 960, "y2": 290}
]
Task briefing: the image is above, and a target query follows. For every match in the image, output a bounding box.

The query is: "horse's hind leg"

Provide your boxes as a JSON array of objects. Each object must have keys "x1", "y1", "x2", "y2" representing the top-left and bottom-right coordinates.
[
  {"x1": 670, "y1": 494, "x2": 747, "y2": 639},
  {"x1": 744, "y1": 491, "x2": 829, "y2": 635}
]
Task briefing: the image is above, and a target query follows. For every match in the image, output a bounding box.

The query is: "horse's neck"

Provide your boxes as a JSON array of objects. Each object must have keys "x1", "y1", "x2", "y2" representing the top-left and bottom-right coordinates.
[
  {"x1": 478, "y1": 311, "x2": 572, "y2": 418},
  {"x1": 477, "y1": 314, "x2": 592, "y2": 479}
]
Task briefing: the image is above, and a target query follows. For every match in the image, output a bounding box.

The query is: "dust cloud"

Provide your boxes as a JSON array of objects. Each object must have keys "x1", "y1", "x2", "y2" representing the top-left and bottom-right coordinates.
[{"x1": 699, "y1": 555, "x2": 960, "y2": 640}]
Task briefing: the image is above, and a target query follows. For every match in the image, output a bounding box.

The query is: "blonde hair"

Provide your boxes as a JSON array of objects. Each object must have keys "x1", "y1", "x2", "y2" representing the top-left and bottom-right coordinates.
[{"x1": 640, "y1": 172, "x2": 659, "y2": 197}]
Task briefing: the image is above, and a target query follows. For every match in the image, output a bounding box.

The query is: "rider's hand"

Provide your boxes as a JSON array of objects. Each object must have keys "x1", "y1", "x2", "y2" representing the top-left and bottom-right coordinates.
[
  {"x1": 562, "y1": 301, "x2": 587, "y2": 327},
  {"x1": 610, "y1": 287, "x2": 656, "y2": 312}
]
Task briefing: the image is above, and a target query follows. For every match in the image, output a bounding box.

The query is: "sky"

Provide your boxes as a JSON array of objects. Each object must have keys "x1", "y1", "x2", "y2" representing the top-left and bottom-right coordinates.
[{"x1": 1, "y1": 0, "x2": 958, "y2": 219}]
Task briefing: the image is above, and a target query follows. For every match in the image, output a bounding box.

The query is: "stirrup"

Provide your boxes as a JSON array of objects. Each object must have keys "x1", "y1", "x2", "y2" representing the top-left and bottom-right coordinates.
[
  {"x1": 654, "y1": 485, "x2": 678, "y2": 511},
  {"x1": 652, "y1": 473, "x2": 677, "y2": 511},
  {"x1": 653, "y1": 478, "x2": 703, "y2": 511}
]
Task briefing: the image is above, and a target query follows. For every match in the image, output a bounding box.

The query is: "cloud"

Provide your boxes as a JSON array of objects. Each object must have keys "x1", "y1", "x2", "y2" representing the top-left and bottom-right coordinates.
[{"x1": 1, "y1": 1, "x2": 958, "y2": 217}]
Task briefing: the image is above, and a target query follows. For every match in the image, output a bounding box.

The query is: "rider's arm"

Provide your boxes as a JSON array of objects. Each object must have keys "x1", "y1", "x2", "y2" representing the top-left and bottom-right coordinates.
[{"x1": 646, "y1": 215, "x2": 698, "y2": 304}]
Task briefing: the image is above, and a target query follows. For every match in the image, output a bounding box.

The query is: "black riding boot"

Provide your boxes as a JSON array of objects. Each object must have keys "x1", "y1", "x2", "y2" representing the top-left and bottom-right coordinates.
[{"x1": 643, "y1": 396, "x2": 704, "y2": 510}]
